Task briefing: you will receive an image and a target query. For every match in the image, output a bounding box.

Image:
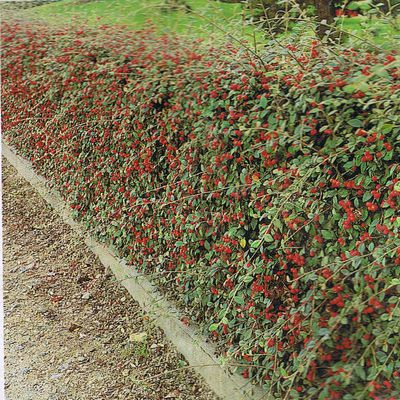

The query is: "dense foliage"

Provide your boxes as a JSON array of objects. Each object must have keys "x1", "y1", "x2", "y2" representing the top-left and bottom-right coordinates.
[{"x1": 2, "y1": 19, "x2": 400, "y2": 399}]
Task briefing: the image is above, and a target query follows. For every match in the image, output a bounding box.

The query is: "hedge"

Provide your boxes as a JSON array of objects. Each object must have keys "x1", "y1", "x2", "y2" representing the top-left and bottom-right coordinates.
[{"x1": 2, "y1": 19, "x2": 400, "y2": 399}]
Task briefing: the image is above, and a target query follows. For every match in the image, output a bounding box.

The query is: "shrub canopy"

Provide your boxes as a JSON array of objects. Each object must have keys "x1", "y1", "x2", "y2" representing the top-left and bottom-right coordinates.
[{"x1": 2, "y1": 19, "x2": 400, "y2": 399}]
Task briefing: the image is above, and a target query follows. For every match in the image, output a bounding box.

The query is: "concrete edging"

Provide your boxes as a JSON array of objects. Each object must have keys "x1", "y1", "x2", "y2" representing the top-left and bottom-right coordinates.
[{"x1": 2, "y1": 142, "x2": 265, "y2": 400}]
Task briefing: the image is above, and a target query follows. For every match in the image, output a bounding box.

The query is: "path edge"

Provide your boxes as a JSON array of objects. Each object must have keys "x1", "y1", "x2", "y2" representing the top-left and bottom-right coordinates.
[{"x1": 2, "y1": 142, "x2": 265, "y2": 400}]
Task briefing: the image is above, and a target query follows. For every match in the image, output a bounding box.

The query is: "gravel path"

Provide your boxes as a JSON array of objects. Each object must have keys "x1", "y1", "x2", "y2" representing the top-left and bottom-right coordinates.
[{"x1": 3, "y1": 158, "x2": 218, "y2": 400}]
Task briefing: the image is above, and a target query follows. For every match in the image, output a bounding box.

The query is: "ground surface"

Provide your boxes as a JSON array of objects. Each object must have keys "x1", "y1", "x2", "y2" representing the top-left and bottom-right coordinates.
[
  {"x1": 5, "y1": 0, "x2": 398, "y2": 47},
  {"x1": 2, "y1": 158, "x2": 218, "y2": 400}
]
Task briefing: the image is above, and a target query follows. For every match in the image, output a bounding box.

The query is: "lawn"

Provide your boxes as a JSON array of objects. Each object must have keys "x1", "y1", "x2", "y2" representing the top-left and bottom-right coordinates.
[
  {"x1": 23, "y1": 0, "x2": 249, "y2": 36},
  {"x1": 17, "y1": 0, "x2": 400, "y2": 49},
  {"x1": 336, "y1": 14, "x2": 400, "y2": 47}
]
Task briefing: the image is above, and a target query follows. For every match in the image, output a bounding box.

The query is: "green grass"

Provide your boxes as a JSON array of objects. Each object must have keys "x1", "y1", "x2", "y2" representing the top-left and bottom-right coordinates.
[
  {"x1": 337, "y1": 15, "x2": 400, "y2": 47},
  {"x1": 12, "y1": 0, "x2": 400, "y2": 49},
  {"x1": 23, "y1": 0, "x2": 251, "y2": 37}
]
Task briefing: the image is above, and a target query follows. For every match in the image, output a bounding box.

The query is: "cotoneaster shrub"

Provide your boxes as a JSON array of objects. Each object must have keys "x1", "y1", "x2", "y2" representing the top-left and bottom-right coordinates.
[{"x1": 2, "y1": 19, "x2": 400, "y2": 399}]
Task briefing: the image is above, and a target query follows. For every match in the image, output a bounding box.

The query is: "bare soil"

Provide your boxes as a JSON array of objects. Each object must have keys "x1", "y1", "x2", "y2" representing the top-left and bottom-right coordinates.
[{"x1": 2, "y1": 158, "x2": 218, "y2": 400}]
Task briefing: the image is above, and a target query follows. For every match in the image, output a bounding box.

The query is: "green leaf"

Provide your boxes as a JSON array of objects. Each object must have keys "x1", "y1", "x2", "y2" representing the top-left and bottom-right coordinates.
[
  {"x1": 348, "y1": 119, "x2": 363, "y2": 128},
  {"x1": 264, "y1": 233, "x2": 274, "y2": 242},
  {"x1": 234, "y1": 295, "x2": 245, "y2": 305},
  {"x1": 354, "y1": 365, "x2": 366, "y2": 380},
  {"x1": 209, "y1": 323, "x2": 219, "y2": 332},
  {"x1": 242, "y1": 329, "x2": 252, "y2": 341},
  {"x1": 272, "y1": 219, "x2": 283, "y2": 231},
  {"x1": 347, "y1": 0, "x2": 373, "y2": 11},
  {"x1": 384, "y1": 151, "x2": 393, "y2": 160},
  {"x1": 390, "y1": 278, "x2": 400, "y2": 287},
  {"x1": 259, "y1": 96, "x2": 268, "y2": 109},
  {"x1": 279, "y1": 366, "x2": 288, "y2": 377},
  {"x1": 381, "y1": 124, "x2": 394, "y2": 134},
  {"x1": 242, "y1": 275, "x2": 253, "y2": 283},
  {"x1": 343, "y1": 85, "x2": 356, "y2": 93},
  {"x1": 363, "y1": 192, "x2": 372, "y2": 202},
  {"x1": 321, "y1": 230, "x2": 333, "y2": 240}
]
